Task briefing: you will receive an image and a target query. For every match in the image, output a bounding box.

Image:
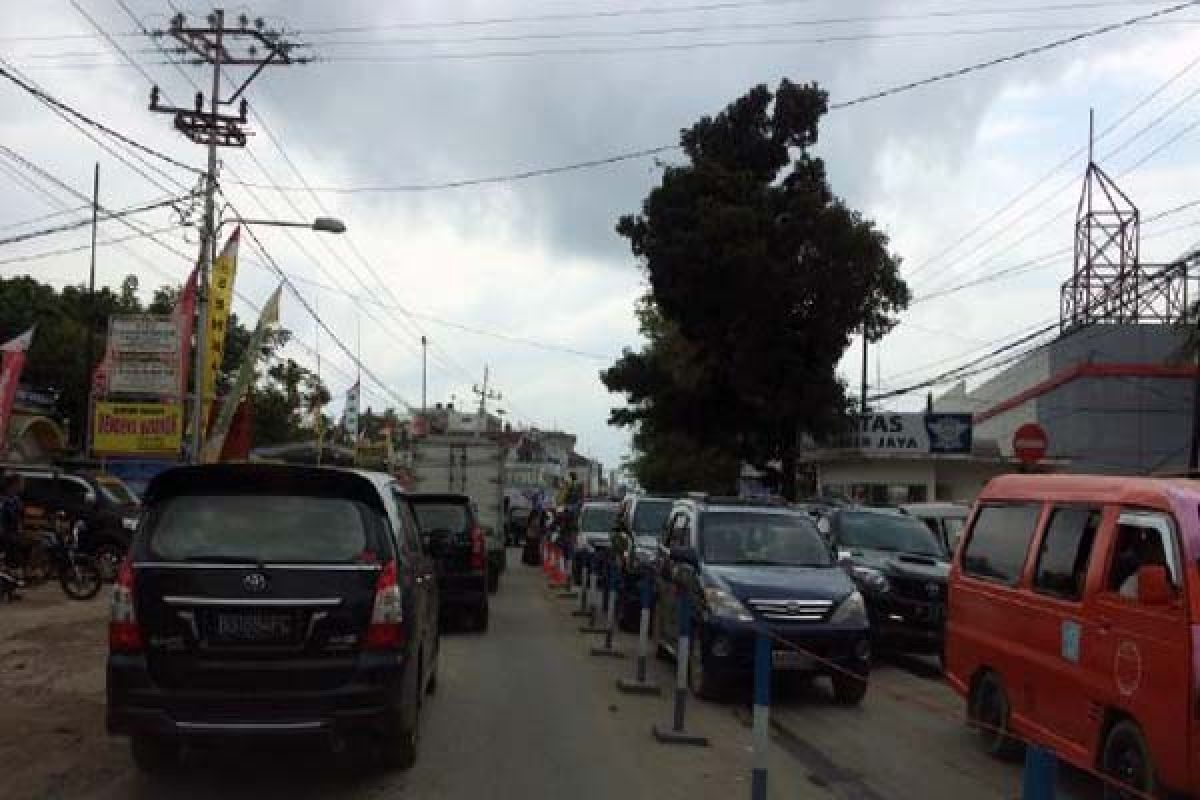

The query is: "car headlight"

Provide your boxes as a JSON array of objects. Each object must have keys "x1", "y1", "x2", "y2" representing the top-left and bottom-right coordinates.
[
  {"x1": 703, "y1": 587, "x2": 755, "y2": 622},
  {"x1": 830, "y1": 591, "x2": 868, "y2": 626},
  {"x1": 121, "y1": 517, "x2": 138, "y2": 532},
  {"x1": 851, "y1": 566, "x2": 890, "y2": 594}
]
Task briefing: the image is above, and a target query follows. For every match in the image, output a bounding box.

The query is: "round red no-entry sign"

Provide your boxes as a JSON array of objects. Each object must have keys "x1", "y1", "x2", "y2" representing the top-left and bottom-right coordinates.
[{"x1": 1013, "y1": 423, "x2": 1048, "y2": 465}]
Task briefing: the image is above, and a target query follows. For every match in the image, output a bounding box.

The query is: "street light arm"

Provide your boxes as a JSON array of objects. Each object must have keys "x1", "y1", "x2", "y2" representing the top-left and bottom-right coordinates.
[{"x1": 215, "y1": 215, "x2": 347, "y2": 234}]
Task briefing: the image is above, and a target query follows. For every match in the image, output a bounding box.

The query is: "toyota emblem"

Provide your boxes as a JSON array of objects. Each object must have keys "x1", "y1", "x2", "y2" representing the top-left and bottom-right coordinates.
[
  {"x1": 243, "y1": 572, "x2": 268, "y2": 594},
  {"x1": 926, "y1": 582, "x2": 941, "y2": 598}
]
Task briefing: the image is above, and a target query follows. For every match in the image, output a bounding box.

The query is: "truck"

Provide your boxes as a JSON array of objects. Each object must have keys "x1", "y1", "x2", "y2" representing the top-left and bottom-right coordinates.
[{"x1": 409, "y1": 434, "x2": 507, "y2": 593}]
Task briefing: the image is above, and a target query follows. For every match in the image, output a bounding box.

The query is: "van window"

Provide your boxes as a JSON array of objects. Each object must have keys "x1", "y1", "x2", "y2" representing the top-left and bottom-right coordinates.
[
  {"x1": 1107, "y1": 511, "x2": 1180, "y2": 599},
  {"x1": 1033, "y1": 508, "x2": 1101, "y2": 601},
  {"x1": 962, "y1": 504, "x2": 1041, "y2": 585}
]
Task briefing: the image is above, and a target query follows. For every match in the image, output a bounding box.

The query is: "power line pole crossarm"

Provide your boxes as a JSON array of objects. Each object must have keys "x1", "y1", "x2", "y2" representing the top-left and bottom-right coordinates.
[{"x1": 145, "y1": 9, "x2": 308, "y2": 463}]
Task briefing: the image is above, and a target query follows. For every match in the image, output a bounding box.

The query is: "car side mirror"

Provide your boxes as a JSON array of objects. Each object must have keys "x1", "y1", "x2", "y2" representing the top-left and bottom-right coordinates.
[
  {"x1": 1137, "y1": 565, "x2": 1174, "y2": 606},
  {"x1": 669, "y1": 545, "x2": 699, "y2": 568}
]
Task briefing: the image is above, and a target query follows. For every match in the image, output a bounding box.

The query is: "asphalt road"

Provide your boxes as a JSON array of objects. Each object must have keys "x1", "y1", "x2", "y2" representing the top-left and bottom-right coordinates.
[
  {"x1": 80, "y1": 552, "x2": 814, "y2": 800},
  {"x1": 1, "y1": 554, "x2": 1105, "y2": 800}
]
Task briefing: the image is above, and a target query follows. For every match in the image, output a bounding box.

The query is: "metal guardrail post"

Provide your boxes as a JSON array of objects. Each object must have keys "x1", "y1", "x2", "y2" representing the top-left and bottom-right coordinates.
[
  {"x1": 617, "y1": 568, "x2": 661, "y2": 695},
  {"x1": 652, "y1": 586, "x2": 708, "y2": 746},
  {"x1": 751, "y1": 627, "x2": 770, "y2": 800},
  {"x1": 1022, "y1": 745, "x2": 1057, "y2": 800}
]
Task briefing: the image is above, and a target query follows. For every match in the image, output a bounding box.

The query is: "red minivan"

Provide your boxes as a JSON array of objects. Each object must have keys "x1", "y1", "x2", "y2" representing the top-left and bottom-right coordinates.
[{"x1": 947, "y1": 474, "x2": 1200, "y2": 798}]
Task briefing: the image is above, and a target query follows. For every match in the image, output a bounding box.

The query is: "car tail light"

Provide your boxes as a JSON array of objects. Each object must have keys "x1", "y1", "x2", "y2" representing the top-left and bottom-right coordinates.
[
  {"x1": 109, "y1": 557, "x2": 142, "y2": 653},
  {"x1": 470, "y1": 526, "x2": 486, "y2": 572},
  {"x1": 365, "y1": 561, "x2": 405, "y2": 650}
]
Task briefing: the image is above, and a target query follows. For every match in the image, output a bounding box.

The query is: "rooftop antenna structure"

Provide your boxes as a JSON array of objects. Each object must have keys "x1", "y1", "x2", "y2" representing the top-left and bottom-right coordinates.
[{"x1": 1059, "y1": 109, "x2": 1200, "y2": 331}]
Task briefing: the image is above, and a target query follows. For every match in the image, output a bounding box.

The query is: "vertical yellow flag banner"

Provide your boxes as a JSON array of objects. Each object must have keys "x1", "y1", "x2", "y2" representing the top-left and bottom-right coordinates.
[{"x1": 202, "y1": 227, "x2": 240, "y2": 429}]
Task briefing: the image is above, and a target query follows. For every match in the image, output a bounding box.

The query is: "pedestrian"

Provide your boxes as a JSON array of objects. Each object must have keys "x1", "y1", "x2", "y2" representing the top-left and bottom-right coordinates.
[{"x1": 0, "y1": 473, "x2": 27, "y2": 591}]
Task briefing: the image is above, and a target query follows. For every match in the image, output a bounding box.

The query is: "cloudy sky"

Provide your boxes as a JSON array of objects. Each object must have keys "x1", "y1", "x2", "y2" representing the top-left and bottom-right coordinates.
[{"x1": 2, "y1": 0, "x2": 1200, "y2": 469}]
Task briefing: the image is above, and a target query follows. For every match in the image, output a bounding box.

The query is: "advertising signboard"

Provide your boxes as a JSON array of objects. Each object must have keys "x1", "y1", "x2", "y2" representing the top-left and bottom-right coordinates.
[
  {"x1": 109, "y1": 315, "x2": 178, "y2": 355},
  {"x1": 109, "y1": 356, "x2": 179, "y2": 396},
  {"x1": 93, "y1": 402, "x2": 183, "y2": 455},
  {"x1": 853, "y1": 413, "x2": 973, "y2": 454}
]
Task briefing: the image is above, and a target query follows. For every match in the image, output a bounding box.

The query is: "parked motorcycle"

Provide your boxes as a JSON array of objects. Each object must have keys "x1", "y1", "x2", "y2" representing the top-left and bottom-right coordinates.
[{"x1": 23, "y1": 514, "x2": 102, "y2": 601}]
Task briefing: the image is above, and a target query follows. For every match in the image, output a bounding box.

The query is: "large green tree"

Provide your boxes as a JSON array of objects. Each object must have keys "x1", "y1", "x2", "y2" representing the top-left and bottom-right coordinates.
[{"x1": 605, "y1": 80, "x2": 910, "y2": 498}]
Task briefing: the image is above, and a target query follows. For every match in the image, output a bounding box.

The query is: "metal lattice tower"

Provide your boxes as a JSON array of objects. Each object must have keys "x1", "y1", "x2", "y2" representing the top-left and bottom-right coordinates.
[{"x1": 1061, "y1": 112, "x2": 1194, "y2": 330}]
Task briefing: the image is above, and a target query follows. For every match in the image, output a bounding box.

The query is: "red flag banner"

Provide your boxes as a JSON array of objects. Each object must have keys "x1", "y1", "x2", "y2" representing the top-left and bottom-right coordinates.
[
  {"x1": 172, "y1": 266, "x2": 199, "y2": 401},
  {"x1": 0, "y1": 327, "x2": 34, "y2": 450}
]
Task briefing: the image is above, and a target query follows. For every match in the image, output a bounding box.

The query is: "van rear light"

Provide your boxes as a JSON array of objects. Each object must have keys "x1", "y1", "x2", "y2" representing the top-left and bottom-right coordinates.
[
  {"x1": 365, "y1": 560, "x2": 405, "y2": 650},
  {"x1": 469, "y1": 526, "x2": 486, "y2": 572},
  {"x1": 108, "y1": 557, "x2": 142, "y2": 653}
]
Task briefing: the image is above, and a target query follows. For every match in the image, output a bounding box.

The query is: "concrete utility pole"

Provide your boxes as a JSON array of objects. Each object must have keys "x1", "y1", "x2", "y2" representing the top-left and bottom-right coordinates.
[
  {"x1": 421, "y1": 336, "x2": 427, "y2": 413},
  {"x1": 147, "y1": 9, "x2": 308, "y2": 462},
  {"x1": 472, "y1": 365, "x2": 501, "y2": 434},
  {"x1": 83, "y1": 163, "x2": 99, "y2": 458}
]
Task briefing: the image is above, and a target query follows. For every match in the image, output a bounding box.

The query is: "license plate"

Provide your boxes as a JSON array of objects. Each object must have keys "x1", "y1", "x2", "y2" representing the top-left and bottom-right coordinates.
[
  {"x1": 213, "y1": 612, "x2": 295, "y2": 643},
  {"x1": 772, "y1": 650, "x2": 815, "y2": 670}
]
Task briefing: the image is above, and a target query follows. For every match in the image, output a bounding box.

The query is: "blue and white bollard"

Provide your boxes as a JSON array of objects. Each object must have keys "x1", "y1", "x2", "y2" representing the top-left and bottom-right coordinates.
[
  {"x1": 1022, "y1": 744, "x2": 1057, "y2": 800},
  {"x1": 590, "y1": 553, "x2": 624, "y2": 658},
  {"x1": 572, "y1": 558, "x2": 593, "y2": 618},
  {"x1": 617, "y1": 569, "x2": 661, "y2": 695},
  {"x1": 751, "y1": 628, "x2": 771, "y2": 800},
  {"x1": 559, "y1": 547, "x2": 577, "y2": 598},
  {"x1": 652, "y1": 587, "x2": 708, "y2": 746}
]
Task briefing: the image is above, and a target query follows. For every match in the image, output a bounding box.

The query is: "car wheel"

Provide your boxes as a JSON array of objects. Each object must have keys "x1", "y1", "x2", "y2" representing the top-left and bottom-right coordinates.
[
  {"x1": 378, "y1": 667, "x2": 420, "y2": 770},
  {"x1": 1101, "y1": 720, "x2": 1156, "y2": 800},
  {"x1": 969, "y1": 672, "x2": 1022, "y2": 759},
  {"x1": 487, "y1": 570, "x2": 499, "y2": 595},
  {"x1": 130, "y1": 736, "x2": 181, "y2": 774},
  {"x1": 93, "y1": 542, "x2": 125, "y2": 583},
  {"x1": 475, "y1": 602, "x2": 490, "y2": 632},
  {"x1": 831, "y1": 671, "x2": 868, "y2": 706},
  {"x1": 687, "y1": 633, "x2": 725, "y2": 701},
  {"x1": 426, "y1": 647, "x2": 439, "y2": 696}
]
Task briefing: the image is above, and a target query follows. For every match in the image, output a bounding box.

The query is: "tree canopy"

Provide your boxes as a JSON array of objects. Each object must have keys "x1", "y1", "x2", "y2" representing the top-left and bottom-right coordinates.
[
  {"x1": 604, "y1": 80, "x2": 910, "y2": 497},
  {"x1": 0, "y1": 273, "x2": 334, "y2": 452}
]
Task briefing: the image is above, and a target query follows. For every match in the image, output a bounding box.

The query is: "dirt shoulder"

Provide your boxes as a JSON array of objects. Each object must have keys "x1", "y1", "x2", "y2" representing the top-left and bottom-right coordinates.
[{"x1": 0, "y1": 587, "x2": 127, "y2": 800}]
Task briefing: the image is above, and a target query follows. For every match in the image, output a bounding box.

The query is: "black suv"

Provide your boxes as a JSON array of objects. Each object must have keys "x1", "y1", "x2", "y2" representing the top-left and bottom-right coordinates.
[
  {"x1": 11, "y1": 464, "x2": 140, "y2": 581},
  {"x1": 106, "y1": 464, "x2": 440, "y2": 773},
  {"x1": 407, "y1": 493, "x2": 490, "y2": 632},
  {"x1": 654, "y1": 497, "x2": 870, "y2": 704},
  {"x1": 823, "y1": 507, "x2": 950, "y2": 659}
]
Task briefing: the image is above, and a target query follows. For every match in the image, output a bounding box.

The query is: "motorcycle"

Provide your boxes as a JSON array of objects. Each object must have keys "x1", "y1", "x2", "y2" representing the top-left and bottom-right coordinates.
[{"x1": 22, "y1": 514, "x2": 103, "y2": 601}]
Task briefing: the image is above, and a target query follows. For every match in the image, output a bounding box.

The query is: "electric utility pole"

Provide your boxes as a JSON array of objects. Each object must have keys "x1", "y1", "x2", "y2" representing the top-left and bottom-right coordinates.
[
  {"x1": 147, "y1": 9, "x2": 308, "y2": 462},
  {"x1": 472, "y1": 366, "x2": 501, "y2": 435}
]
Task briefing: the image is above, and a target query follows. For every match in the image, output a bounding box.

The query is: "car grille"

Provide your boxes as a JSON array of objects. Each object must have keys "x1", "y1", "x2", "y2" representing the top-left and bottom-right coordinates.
[
  {"x1": 890, "y1": 576, "x2": 946, "y2": 604},
  {"x1": 746, "y1": 598, "x2": 833, "y2": 622}
]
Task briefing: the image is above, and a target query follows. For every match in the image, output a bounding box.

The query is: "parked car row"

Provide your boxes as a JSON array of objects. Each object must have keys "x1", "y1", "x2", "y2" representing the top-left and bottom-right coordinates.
[
  {"x1": 611, "y1": 474, "x2": 1195, "y2": 797},
  {"x1": 107, "y1": 463, "x2": 498, "y2": 776}
]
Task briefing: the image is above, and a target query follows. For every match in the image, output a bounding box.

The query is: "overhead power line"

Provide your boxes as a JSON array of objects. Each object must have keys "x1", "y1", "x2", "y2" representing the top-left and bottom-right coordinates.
[
  {"x1": 213, "y1": 2, "x2": 1197, "y2": 194},
  {"x1": 0, "y1": 60, "x2": 201, "y2": 176},
  {"x1": 0, "y1": 194, "x2": 192, "y2": 248},
  {"x1": 829, "y1": 0, "x2": 1200, "y2": 110},
  {"x1": 0, "y1": 225, "x2": 185, "y2": 267}
]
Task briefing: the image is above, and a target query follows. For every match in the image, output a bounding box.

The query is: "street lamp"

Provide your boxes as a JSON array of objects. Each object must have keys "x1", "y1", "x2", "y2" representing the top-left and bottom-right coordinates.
[
  {"x1": 218, "y1": 214, "x2": 348, "y2": 235},
  {"x1": 190, "y1": 212, "x2": 348, "y2": 463}
]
